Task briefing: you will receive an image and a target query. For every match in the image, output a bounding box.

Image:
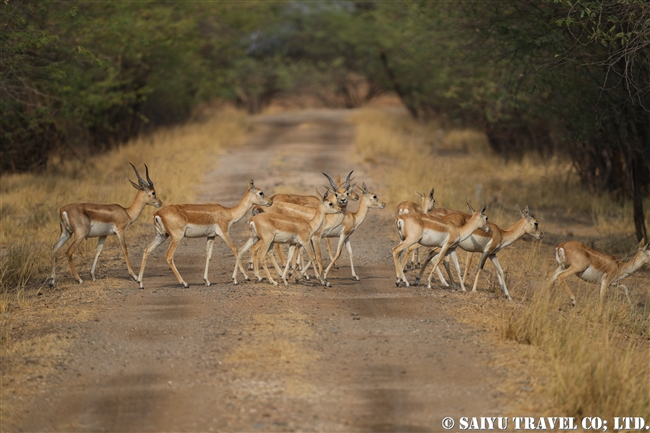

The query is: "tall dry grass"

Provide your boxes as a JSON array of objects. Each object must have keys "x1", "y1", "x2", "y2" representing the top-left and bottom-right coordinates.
[
  {"x1": 0, "y1": 108, "x2": 248, "y2": 305},
  {"x1": 354, "y1": 107, "x2": 650, "y2": 420},
  {"x1": 354, "y1": 108, "x2": 650, "y2": 233}
]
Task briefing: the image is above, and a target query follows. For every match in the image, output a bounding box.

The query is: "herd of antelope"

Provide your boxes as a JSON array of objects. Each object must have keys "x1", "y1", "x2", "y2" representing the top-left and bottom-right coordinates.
[{"x1": 48, "y1": 164, "x2": 650, "y2": 306}]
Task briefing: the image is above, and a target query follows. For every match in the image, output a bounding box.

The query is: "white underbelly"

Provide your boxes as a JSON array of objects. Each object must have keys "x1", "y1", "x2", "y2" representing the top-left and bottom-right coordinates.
[
  {"x1": 458, "y1": 234, "x2": 490, "y2": 252},
  {"x1": 87, "y1": 222, "x2": 116, "y2": 238},
  {"x1": 326, "y1": 225, "x2": 344, "y2": 238},
  {"x1": 578, "y1": 266, "x2": 604, "y2": 283},
  {"x1": 273, "y1": 231, "x2": 299, "y2": 244},
  {"x1": 184, "y1": 224, "x2": 221, "y2": 238},
  {"x1": 419, "y1": 231, "x2": 447, "y2": 247}
]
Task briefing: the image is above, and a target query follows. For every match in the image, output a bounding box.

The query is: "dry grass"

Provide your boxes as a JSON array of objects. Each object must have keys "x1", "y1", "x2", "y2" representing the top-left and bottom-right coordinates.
[
  {"x1": 354, "y1": 107, "x2": 650, "y2": 420},
  {"x1": 0, "y1": 107, "x2": 248, "y2": 307},
  {"x1": 1, "y1": 107, "x2": 248, "y2": 429},
  {"x1": 353, "y1": 108, "x2": 650, "y2": 234}
]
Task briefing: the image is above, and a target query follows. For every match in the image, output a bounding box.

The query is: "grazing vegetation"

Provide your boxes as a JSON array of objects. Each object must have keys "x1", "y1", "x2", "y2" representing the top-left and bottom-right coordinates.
[{"x1": 353, "y1": 107, "x2": 650, "y2": 421}]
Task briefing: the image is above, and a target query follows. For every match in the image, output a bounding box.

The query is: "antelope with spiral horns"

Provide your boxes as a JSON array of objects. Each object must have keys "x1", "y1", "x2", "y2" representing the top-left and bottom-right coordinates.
[
  {"x1": 233, "y1": 190, "x2": 341, "y2": 286},
  {"x1": 48, "y1": 163, "x2": 161, "y2": 286}
]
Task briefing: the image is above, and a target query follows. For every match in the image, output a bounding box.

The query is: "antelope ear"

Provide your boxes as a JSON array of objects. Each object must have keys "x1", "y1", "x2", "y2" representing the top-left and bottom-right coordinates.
[
  {"x1": 466, "y1": 202, "x2": 475, "y2": 213},
  {"x1": 248, "y1": 179, "x2": 255, "y2": 189},
  {"x1": 517, "y1": 204, "x2": 531, "y2": 220},
  {"x1": 639, "y1": 238, "x2": 647, "y2": 250},
  {"x1": 429, "y1": 187, "x2": 435, "y2": 198},
  {"x1": 480, "y1": 204, "x2": 487, "y2": 214},
  {"x1": 129, "y1": 180, "x2": 143, "y2": 190},
  {"x1": 362, "y1": 182, "x2": 368, "y2": 194},
  {"x1": 415, "y1": 191, "x2": 424, "y2": 199}
]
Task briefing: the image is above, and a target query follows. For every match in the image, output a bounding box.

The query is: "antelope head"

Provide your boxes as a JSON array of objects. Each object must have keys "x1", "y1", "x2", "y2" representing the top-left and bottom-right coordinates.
[{"x1": 129, "y1": 163, "x2": 162, "y2": 208}]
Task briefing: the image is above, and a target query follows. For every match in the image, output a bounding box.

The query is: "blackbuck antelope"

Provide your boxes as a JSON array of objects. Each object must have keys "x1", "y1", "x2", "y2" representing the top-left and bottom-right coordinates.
[
  {"x1": 395, "y1": 187, "x2": 436, "y2": 217},
  {"x1": 322, "y1": 183, "x2": 386, "y2": 280},
  {"x1": 249, "y1": 171, "x2": 357, "y2": 271},
  {"x1": 247, "y1": 199, "x2": 326, "y2": 282},
  {"x1": 48, "y1": 163, "x2": 161, "y2": 286},
  {"x1": 393, "y1": 204, "x2": 489, "y2": 288},
  {"x1": 413, "y1": 205, "x2": 543, "y2": 299},
  {"x1": 270, "y1": 172, "x2": 359, "y2": 206},
  {"x1": 233, "y1": 191, "x2": 341, "y2": 286},
  {"x1": 137, "y1": 180, "x2": 272, "y2": 288},
  {"x1": 311, "y1": 171, "x2": 356, "y2": 275},
  {"x1": 395, "y1": 187, "x2": 436, "y2": 270},
  {"x1": 547, "y1": 239, "x2": 649, "y2": 306}
]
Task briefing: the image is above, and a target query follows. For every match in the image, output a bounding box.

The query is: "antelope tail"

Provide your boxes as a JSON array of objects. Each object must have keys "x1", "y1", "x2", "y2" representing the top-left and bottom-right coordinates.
[
  {"x1": 397, "y1": 218, "x2": 406, "y2": 241},
  {"x1": 555, "y1": 246, "x2": 567, "y2": 268}
]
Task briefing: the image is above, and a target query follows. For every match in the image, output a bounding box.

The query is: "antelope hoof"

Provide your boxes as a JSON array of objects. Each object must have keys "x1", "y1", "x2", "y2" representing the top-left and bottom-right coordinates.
[
  {"x1": 182, "y1": 282, "x2": 189, "y2": 289},
  {"x1": 352, "y1": 276, "x2": 359, "y2": 281},
  {"x1": 412, "y1": 277, "x2": 420, "y2": 286},
  {"x1": 232, "y1": 278, "x2": 238, "y2": 285},
  {"x1": 47, "y1": 279, "x2": 55, "y2": 288},
  {"x1": 248, "y1": 263, "x2": 254, "y2": 271},
  {"x1": 204, "y1": 280, "x2": 211, "y2": 287},
  {"x1": 77, "y1": 278, "x2": 84, "y2": 284}
]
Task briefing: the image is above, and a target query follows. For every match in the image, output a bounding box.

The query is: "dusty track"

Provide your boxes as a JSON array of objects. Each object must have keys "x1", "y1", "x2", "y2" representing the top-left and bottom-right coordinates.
[{"x1": 13, "y1": 110, "x2": 515, "y2": 432}]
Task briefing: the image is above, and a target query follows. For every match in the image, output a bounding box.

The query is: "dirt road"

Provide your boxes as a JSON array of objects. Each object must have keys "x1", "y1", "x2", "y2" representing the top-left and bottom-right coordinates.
[{"x1": 14, "y1": 110, "x2": 514, "y2": 432}]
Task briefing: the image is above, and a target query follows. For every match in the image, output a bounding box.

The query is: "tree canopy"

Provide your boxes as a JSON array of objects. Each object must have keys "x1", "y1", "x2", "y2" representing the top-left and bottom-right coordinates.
[{"x1": 2, "y1": 0, "x2": 648, "y2": 237}]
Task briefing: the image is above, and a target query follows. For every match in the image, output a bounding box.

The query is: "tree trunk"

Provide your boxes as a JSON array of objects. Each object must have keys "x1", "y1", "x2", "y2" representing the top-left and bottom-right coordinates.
[
  {"x1": 631, "y1": 155, "x2": 648, "y2": 242},
  {"x1": 379, "y1": 50, "x2": 418, "y2": 119}
]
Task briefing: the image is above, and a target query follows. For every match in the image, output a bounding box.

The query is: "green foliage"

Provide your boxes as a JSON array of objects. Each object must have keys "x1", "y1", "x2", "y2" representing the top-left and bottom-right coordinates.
[
  {"x1": 1, "y1": 0, "x2": 647, "y2": 238},
  {"x1": 359, "y1": 0, "x2": 649, "y2": 239},
  {"x1": 1, "y1": 1, "x2": 229, "y2": 172}
]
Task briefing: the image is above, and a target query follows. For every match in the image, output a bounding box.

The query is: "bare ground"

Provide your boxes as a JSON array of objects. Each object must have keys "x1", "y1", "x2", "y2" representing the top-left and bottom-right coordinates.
[{"x1": 4, "y1": 109, "x2": 546, "y2": 432}]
